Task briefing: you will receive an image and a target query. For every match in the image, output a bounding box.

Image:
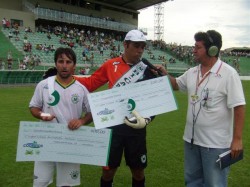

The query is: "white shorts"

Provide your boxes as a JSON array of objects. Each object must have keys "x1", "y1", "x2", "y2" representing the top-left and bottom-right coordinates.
[{"x1": 33, "y1": 161, "x2": 80, "y2": 187}]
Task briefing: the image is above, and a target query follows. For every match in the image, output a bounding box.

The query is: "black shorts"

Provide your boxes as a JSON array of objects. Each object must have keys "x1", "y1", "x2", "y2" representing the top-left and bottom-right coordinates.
[{"x1": 107, "y1": 133, "x2": 147, "y2": 169}]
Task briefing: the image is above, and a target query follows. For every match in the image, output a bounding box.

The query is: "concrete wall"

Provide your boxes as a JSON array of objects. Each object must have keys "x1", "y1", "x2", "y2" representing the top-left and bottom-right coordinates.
[
  {"x1": 27, "y1": 0, "x2": 138, "y2": 25},
  {"x1": 0, "y1": 8, "x2": 35, "y2": 31},
  {"x1": 0, "y1": 0, "x2": 22, "y2": 11},
  {"x1": 0, "y1": 0, "x2": 137, "y2": 31}
]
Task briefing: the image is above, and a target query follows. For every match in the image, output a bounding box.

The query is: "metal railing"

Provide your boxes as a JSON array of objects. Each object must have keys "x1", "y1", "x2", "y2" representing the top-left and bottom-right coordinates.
[
  {"x1": 23, "y1": 0, "x2": 136, "y2": 32},
  {"x1": 0, "y1": 70, "x2": 45, "y2": 84}
]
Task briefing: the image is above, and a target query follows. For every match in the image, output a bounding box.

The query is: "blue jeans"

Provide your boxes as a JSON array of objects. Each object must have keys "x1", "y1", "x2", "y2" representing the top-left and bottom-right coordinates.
[{"x1": 184, "y1": 141, "x2": 230, "y2": 187}]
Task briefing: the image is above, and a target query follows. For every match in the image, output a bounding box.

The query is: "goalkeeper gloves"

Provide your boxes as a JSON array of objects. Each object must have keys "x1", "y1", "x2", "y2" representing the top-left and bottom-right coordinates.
[{"x1": 124, "y1": 110, "x2": 151, "y2": 129}]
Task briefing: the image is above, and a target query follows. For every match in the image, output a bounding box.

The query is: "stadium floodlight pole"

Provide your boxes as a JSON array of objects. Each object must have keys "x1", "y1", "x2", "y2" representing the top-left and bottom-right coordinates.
[
  {"x1": 154, "y1": 0, "x2": 174, "y2": 41},
  {"x1": 154, "y1": 3, "x2": 164, "y2": 41}
]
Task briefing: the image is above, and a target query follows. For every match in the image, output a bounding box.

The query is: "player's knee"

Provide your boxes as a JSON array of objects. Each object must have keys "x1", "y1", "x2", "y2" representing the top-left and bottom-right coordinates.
[
  {"x1": 131, "y1": 168, "x2": 145, "y2": 181},
  {"x1": 102, "y1": 168, "x2": 117, "y2": 181}
]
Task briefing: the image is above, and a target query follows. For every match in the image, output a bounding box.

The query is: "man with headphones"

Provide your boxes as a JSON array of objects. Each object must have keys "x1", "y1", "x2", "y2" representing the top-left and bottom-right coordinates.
[{"x1": 157, "y1": 30, "x2": 245, "y2": 186}]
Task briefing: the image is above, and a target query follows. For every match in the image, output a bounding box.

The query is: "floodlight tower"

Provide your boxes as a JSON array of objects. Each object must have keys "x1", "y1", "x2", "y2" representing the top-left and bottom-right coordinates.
[{"x1": 154, "y1": 3, "x2": 164, "y2": 41}]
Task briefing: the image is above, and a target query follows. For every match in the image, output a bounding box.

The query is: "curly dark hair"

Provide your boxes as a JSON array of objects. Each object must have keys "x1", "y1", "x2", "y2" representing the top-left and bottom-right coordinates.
[
  {"x1": 194, "y1": 30, "x2": 222, "y2": 57},
  {"x1": 54, "y1": 47, "x2": 76, "y2": 64}
]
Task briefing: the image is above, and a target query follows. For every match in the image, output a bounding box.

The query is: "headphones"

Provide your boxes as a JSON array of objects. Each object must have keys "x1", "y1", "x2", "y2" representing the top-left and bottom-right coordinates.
[{"x1": 206, "y1": 32, "x2": 218, "y2": 57}]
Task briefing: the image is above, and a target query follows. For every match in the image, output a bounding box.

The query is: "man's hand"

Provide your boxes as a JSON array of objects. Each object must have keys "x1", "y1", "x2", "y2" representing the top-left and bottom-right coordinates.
[
  {"x1": 124, "y1": 110, "x2": 151, "y2": 129},
  {"x1": 40, "y1": 112, "x2": 55, "y2": 121},
  {"x1": 68, "y1": 119, "x2": 84, "y2": 130}
]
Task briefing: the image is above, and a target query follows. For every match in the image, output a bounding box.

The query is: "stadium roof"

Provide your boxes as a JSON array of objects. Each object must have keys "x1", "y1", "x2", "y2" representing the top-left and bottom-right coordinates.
[{"x1": 92, "y1": 0, "x2": 170, "y2": 11}]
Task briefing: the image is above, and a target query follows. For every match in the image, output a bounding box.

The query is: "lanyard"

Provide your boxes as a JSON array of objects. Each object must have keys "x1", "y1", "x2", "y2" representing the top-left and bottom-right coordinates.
[
  {"x1": 195, "y1": 62, "x2": 222, "y2": 95},
  {"x1": 191, "y1": 61, "x2": 223, "y2": 147},
  {"x1": 195, "y1": 70, "x2": 210, "y2": 95}
]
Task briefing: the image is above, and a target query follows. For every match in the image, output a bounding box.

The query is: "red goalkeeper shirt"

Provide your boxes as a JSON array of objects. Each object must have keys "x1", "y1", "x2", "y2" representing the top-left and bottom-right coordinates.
[{"x1": 75, "y1": 56, "x2": 156, "y2": 134}]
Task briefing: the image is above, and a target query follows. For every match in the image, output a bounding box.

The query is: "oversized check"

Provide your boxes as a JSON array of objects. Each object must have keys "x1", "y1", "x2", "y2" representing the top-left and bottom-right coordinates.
[
  {"x1": 16, "y1": 121, "x2": 112, "y2": 166},
  {"x1": 88, "y1": 76, "x2": 178, "y2": 129}
]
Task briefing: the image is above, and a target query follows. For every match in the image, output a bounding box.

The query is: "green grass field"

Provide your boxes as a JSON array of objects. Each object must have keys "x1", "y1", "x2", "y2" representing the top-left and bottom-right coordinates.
[{"x1": 0, "y1": 81, "x2": 249, "y2": 187}]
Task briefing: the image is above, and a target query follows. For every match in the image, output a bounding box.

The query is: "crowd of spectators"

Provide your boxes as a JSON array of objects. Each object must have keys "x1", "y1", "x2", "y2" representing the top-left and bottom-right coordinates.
[
  {"x1": 19, "y1": 54, "x2": 41, "y2": 70},
  {"x1": 79, "y1": 67, "x2": 90, "y2": 75},
  {"x1": 35, "y1": 44, "x2": 56, "y2": 53},
  {"x1": 2, "y1": 17, "x2": 249, "y2": 73},
  {"x1": 1, "y1": 18, "x2": 11, "y2": 29},
  {"x1": 32, "y1": 24, "x2": 125, "y2": 63},
  {"x1": 0, "y1": 59, "x2": 5, "y2": 70},
  {"x1": 165, "y1": 43, "x2": 193, "y2": 65},
  {"x1": 222, "y1": 51, "x2": 250, "y2": 58},
  {"x1": 7, "y1": 50, "x2": 13, "y2": 70},
  {"x1": 1, "y1": 20, "x2": 126, "y2": 69}
]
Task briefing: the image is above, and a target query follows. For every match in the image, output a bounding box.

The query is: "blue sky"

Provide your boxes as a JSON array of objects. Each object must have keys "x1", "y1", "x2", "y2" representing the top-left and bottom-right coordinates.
[{"x1": 138, "y1": 0, "x2": 250, "y2": 49}]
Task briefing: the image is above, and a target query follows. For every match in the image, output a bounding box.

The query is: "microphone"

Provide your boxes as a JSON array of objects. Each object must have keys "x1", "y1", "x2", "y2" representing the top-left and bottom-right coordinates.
[{"x1": 141, "y1": 58, "x2": 164, "y2": 76}]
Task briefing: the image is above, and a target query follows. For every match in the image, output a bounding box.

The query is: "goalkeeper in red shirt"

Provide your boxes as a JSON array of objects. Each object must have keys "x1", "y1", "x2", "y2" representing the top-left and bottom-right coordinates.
[{"x1": 75, "y1": 29, "x2": 158, "y2": 187}]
